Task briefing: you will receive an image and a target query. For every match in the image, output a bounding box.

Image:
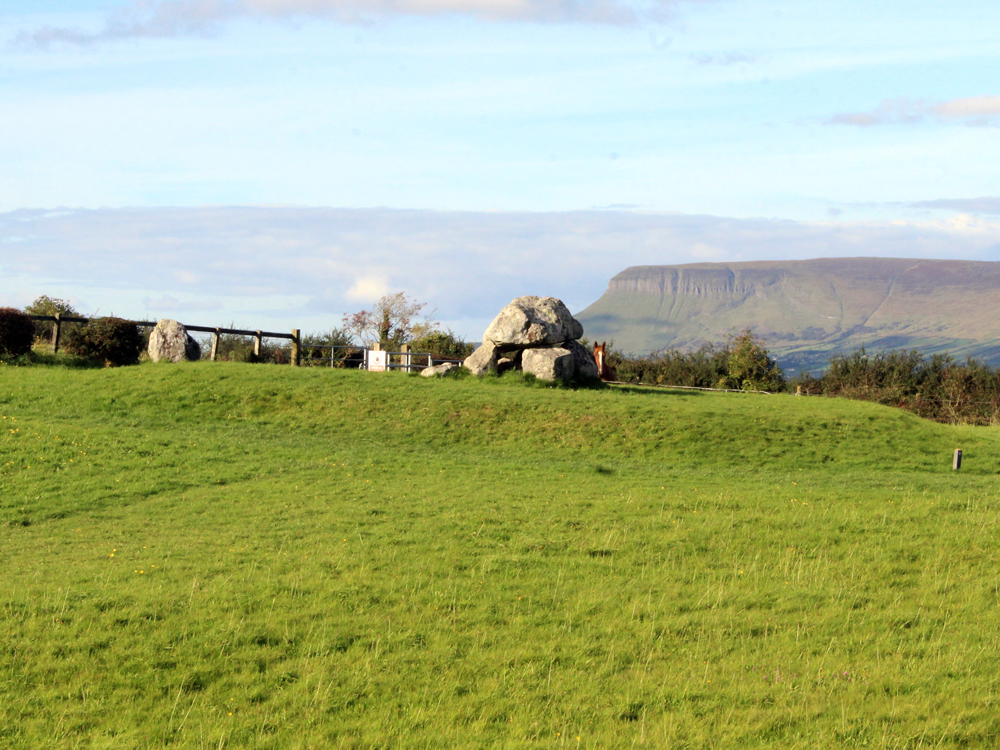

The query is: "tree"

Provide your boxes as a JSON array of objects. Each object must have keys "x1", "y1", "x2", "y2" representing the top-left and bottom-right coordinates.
[
  {"x1": 343, "y1": 293, "x2": 437, "y2": 349},
  {"x1": 409, "y1": 329, "x2": 474, "y2": 360},
  {"x1": 718, "y1": 328, "x2": 785, "y2": 392},
  {"x1": 23, "y1": 295, "x2": 80, "y2": 342}
]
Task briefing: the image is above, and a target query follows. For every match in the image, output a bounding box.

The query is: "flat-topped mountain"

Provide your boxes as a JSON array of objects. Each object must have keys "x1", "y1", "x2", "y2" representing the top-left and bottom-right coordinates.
[{"x1": 575, "y1": 258, "x2": 1000, "y2": 372}]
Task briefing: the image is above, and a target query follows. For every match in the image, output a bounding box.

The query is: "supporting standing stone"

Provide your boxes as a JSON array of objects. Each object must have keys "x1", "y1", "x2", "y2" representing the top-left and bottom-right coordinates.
[
  {"x1": 564, "y1": 339, "x2": 599, "y2": 379},
  {"x1": 148, "y1": 319, "x2": 201, "y2": 363},
  {"x1": 522, "y1": 347, "x2": 576, "y2": 381},
  {"x1": 464, "y1": 341, "x2": 501, "y2": 375}
]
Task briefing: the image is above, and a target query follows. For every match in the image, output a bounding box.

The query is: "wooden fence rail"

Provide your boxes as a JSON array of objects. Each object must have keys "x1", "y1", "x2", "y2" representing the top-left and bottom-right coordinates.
[{"x1": 27, "y1": 314, "x2": 301, "y2": 366}]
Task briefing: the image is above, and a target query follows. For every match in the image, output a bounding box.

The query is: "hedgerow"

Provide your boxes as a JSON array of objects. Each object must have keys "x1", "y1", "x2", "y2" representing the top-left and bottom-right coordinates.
[{"x1": 0, "y1": 307, "x2": 35, "y2": 358}]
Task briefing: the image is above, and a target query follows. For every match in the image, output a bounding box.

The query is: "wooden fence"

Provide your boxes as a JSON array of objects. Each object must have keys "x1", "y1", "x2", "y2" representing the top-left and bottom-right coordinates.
[{"x1": 28, "y1": 314, "x2": 302, "y2": 366}]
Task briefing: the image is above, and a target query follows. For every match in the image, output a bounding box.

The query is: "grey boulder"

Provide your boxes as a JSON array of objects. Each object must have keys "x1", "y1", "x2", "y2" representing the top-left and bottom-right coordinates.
[
  {"x1": 484, "y1": 296, "x2": 584, "y2": 348},
  {"x1": 148, "y1": 319, "x2": 201, "y2": 363}
]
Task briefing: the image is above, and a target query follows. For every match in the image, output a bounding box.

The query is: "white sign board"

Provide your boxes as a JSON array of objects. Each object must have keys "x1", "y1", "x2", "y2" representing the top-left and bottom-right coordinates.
[{"x1": 367, "y1": 350, "x2": 387, "y2": 372}]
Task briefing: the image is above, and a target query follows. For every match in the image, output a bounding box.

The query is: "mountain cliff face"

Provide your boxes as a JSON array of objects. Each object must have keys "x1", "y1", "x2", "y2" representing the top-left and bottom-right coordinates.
[{"x1": 575, "y1": 258, "x2": 1000, "y2": 372}]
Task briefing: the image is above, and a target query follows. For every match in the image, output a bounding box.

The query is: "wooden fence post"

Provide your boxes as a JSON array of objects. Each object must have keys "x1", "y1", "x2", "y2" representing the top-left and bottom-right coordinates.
[
  {"x1": 254, "y1": 331, "x2": 262, "y2": 358},
  {"x1": 51, "y1": 313, "x2": 62, "y2": 354},
  {"x1": 402, "y1": 344, "x2": 411, "y2": 373},
  {"x1": 291, "y1": 329, "x2": 300, "y2": 367},
  {"x1": 210, "y1": 329, "x2": 220, "y2": 361}
]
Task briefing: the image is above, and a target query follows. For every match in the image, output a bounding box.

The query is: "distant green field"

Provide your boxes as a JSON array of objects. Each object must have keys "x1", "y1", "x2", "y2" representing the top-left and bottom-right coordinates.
[{"x1": 3, "y1": 363, "x2": 1000, "y2": 748}]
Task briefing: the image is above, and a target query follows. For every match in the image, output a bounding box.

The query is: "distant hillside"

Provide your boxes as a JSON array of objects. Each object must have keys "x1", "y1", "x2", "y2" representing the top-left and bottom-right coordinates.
[{"x1": 576, "y1": 258, "x2": 1000, "y2": 373}]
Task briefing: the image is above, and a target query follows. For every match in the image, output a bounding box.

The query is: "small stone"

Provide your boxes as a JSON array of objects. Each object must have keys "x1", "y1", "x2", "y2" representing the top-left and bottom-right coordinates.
[{"x1": 420, "y1": 362, "x2": 459, "y2": 377}]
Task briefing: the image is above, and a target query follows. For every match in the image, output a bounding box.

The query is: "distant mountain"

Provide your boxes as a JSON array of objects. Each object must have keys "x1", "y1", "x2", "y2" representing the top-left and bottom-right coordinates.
[{"x1": 575, "y1": 258, "x2": 1000, "y2": 373}]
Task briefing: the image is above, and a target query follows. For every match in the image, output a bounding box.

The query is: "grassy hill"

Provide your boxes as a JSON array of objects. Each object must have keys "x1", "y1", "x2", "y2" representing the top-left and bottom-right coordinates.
[
  {"x1": 3, "y1": 362, "x2": 1000, "y2": 748},
  {"x1": 576, "y1": 258, "x2": 1000, "y2": 373}
]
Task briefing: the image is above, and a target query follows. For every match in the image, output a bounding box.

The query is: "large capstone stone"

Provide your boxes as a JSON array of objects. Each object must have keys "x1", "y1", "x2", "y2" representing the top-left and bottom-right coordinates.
[
  {"x1": 148, "y1": 319, "x2": 201, "y2": 363},
  {"x1": 565, "y1": 339, "x2": 600, "y2": 379},
  {"x1": 521, "y1": 346, "x2": 576, "y2": 381},
  {"x1": 484, "y1": 296, "x2": 584, "y2": 348},
  {"x1": 463, "y1": 341, "x2": 501, "y2": 375}
]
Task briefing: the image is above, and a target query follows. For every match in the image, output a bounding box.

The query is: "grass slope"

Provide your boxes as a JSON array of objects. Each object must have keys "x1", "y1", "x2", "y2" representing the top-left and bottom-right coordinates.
[{"x1": 3, "y1": 363, "x2": 1000, "y2": 748}]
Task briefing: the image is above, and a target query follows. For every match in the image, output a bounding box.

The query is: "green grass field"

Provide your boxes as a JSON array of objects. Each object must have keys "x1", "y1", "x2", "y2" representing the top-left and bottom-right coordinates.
[{"x1": 3, "y1": 362, "x2": 1000, "y2": 748}]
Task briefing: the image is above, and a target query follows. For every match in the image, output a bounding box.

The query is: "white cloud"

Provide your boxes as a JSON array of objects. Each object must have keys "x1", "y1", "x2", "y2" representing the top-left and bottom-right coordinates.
[
  {"x1": 4, "y1": 205, "x2": 1000, "y2": 342},
  {"x1": 826, "y1": 97, "x2": 929, "y2": 127},
  {"x1": 933, "y1": 95, "x2": 1000, "y2": 122},
  {"x1": 345, "y1": 275, "x2": 391, "y2": 303},
  {"x1": 908, "y1": 198, "x2": 1000, "y2": 215},
  {"x1": 11, "y1": 0, "x2": 714, "y2": 47},
  {"x1": 827, "y1": 95, "x2": 1000, "y2": 128}
]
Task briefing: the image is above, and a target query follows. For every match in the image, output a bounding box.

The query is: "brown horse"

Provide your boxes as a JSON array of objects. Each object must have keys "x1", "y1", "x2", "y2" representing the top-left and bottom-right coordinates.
[{"x1": 593, "y1": 341, "x2": 615, "y2": 382}]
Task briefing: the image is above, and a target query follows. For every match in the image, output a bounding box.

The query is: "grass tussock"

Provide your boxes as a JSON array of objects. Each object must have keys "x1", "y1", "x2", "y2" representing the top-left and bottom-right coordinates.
[{"x1": 2, "y1": 363, "x2": 1000, "y2": 748}]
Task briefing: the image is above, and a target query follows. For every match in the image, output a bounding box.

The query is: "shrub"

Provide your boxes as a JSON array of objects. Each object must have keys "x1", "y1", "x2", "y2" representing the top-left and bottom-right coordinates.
[
  {"x1": 0, "y1": 308, "x2": 35, "y2": 358},
  {"x1": 301, "y1": 327, "x2": 360, "y2": 368},
  {"x1": 607, "y1": 342, "x2": 730, "y2": 388},
  {"x1": 719, "y1": 329, "x2": 785, "y2": 392},
  {"x1": 409, "y1": 330, "x2": 474, "y2": 361},
  {"x1": 211, "y1": 332, "x2": 257, "y2": 362},
  {"x1": 23, "y1": 295, "x2": 80, "y2": 342},
  {"x1": 64, "y1": 317, "x2": 143, "y2": 367},
  {"x1": 816, "y1": 348, "x2": 1000, "y2": 425}
]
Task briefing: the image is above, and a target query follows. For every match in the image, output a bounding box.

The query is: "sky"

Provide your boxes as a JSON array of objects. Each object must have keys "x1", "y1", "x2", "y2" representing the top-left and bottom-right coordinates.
[{"x1": 1, "y1": 0, "x2": 998, "y2": 341}]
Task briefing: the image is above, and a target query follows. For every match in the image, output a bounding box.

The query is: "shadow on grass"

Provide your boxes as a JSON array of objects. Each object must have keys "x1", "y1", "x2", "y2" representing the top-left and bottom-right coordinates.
[
  {"x1": 2, "y1": 351, "x2": 104, "y2": 369},
  {"x1": 437, "y1": 368, "x2": 712, "y2": 396},
  {"x1": 606, "y1": 383, "x2": 707, "y2": 397}
]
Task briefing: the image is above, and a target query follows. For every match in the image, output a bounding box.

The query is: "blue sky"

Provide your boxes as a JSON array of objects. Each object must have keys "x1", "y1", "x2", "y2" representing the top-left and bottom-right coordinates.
[{"x1": 1, "y1": 0, "x2": 998, "y2": 340}]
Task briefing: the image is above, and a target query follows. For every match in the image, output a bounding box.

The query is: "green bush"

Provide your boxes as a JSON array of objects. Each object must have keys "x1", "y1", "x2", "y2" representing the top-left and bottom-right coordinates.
[
  {"x1": 409, "y1": 329, "x2": 474, "y2": 361},
  {"x1": 64, "y1": 317, "x2": 143, "y2": 367},
  {"x1": 599, "y1": 330, "x2": 784, "y2": 392},
  {"x1": 815, "y1": 348, "x2": 1000, "y2": 425},
  {"x1": 199, "y1": 324, "x2": 306, "y2": 365},
  {"x1": 0, "y1": 307, "x2": 36, "y2": 358},
  {"x1": 606, "y1": 342, "x2": 730, "y2": 388},
  {"x1": 300, "y1": 327, "x2": 361, "y2": 368},
  {"x1": 719, "y1": 329, "x2": 785, "y2": 392}
]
